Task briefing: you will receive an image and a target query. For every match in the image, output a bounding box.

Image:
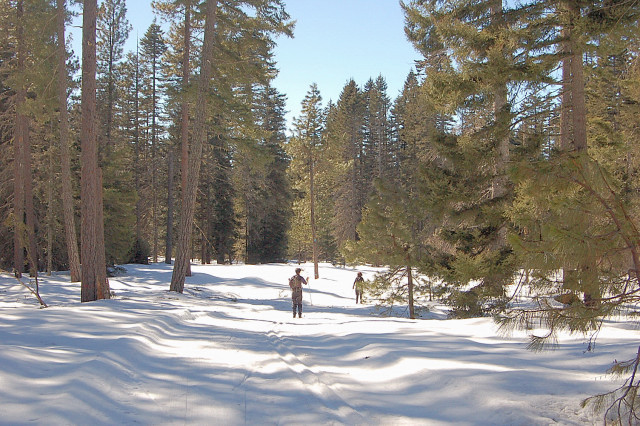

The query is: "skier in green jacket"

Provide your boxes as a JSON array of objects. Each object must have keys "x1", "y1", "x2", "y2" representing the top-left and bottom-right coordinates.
[{"x1": 353, "y1": 271, "x2": 364, "y2": 304}]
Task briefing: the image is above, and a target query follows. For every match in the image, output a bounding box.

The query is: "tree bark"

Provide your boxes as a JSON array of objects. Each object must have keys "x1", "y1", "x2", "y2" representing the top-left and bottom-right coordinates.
[
  {"x1": 560, "y1": 0, "x2": 587, "y2": 152},
  {"x1": 13, "y1": 0, "x2": 26, "y2": 278},
  {"x1": 47, "y1": 134, "x2": 54, "y2": 276},
  {"x1": 165, "y1": 150, "x2": 174, "y2": 263},
  {"x1": 81, "y1": 0, "x2": 110, "y2": 302},
  {"x1": 14, "y1": 0, "x2": 37, "y2": 277},
  {"x1": 134, "y1": 44, "x2": 142, "y2": 245},
  {"x1": 310, "y1": 154, "x2": 319, "y2": 279},
  {"x1": 181, "y1": 2, "x2": 192, "y2": 276},
  {"x1": 170, "y1": 0, "x2": 218, "y2": 293},
  {"x1": 152, "y1": 45, "x2": 159, "y2": 263},
  {"x1": 407, "y1": 263, "x2": 415, "y2": 319},
  {"x1": 57, "y1": 0, "x2": 81, "y2": 282},
  {"x1": 22, "y1": 120, "x2": 38, "y2": 276},
  {"x1": 560, "y1": 39, "x2": 572, "y2": 151}
]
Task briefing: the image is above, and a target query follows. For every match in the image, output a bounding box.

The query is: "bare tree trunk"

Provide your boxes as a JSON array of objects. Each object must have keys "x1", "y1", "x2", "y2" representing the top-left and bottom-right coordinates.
[
  {"x1": 560, "y1": 40, "x2": 572, "y2": 151},
  {"x1": 165, "y1": 150, "x2": 174, "y2": 263},
  {"x1": 310, "y1": 155, "x2": 319, "y2": 279},
  {"x1": 23, "y1": 125, "x2": 37, "y2": 276},
  {"x1": 181, "y1": 2, "x2": 192, "y2": 276},
  {"x1": 13, "y1": 100, "x2": 24, "y2": 278},
  {"x1": 407, "y1": 263, "x2": 415, "y2": 319},
  {"x1": 57, "y1": 0, "x2": 81, "y2": 282},
  {"x1": 490, "y1": 0, "x2": 509, "y2": 201},
  {"x1": 47, "y1": 134, "x2": 54, "y2": 276},
  {"x1": 14, "y1": 0, "x2": 38, "y2": 277},
  {"x1": 81, "y1": 0, "x2": 110, "y2": 302},
  {"x1": 559, "y1": 0, "x2": 587, "y2": 152},
  {"x1": 152, "y1": 77, "x2": 158, "y2": 263},
  {"x1": 569, "y1": 35, "x2": 587, "y2": 151},
  {"x1": 170, "y1": 0, "x2": 218, "y2": 293},
  {"x1": 13, "y1": 0, "x2": 27, "y2": 278},
  {"x1": 134, "y1": 44, "x2": 142, "y2": 245}
]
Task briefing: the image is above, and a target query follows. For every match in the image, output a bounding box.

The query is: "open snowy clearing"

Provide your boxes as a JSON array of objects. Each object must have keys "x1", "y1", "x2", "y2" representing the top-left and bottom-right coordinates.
[{"x1": 1, "y1": 262, "x2": 637, "y2": 425}]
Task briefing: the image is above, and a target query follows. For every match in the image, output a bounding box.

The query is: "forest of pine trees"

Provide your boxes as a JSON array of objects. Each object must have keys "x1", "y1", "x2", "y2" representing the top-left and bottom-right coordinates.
[{"x1": 0, "y1": 0, "x2": 295, "y2": 282}]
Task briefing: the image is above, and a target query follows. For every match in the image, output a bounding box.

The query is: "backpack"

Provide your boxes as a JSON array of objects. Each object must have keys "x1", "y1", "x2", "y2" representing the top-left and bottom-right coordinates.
[{"x1": 289, "y1": 275, "x2": 301, "y2": 289}]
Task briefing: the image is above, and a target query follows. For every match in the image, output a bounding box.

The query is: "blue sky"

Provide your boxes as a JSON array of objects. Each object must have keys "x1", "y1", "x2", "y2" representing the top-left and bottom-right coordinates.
[
  {"x1": 75, "y1": 1, "x2": 420, "y2": 129},
  {"x1": 271, "y1": 0, "x2": 420, "y2": 125}
]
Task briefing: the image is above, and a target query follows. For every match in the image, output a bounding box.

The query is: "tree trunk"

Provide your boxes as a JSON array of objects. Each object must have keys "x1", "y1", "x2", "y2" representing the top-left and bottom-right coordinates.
[
  {"x1": 152, "y1": 53, "x2": 159, "y2": 263},
  {"x1": 14, "y1": 0, "x2": 38, "y2": 277},
  {"x1": 491, "y1": 0, "x2": 509, "y2": 199},
  {"x1": 170, "y1": 0, "x2": 218, "y2": 293},
  {"x1": 13, "y1": 0, "x2": 27, "y2": 278},
  {"x1": 559, "y1": 0, "x2": 587, "y2": 152},
  {"x1": 181, "y1": 2, "x2": 192, "y2": 276},
  {"x1": 134, "y1": 44, "x2": 142, "y2": 245},
  {"x1": 23, "y1": 123, "x2": 38, "y2": 276},
  {"x1": 57, "y1": 0, "x2": 81, "y2": 282},
  {"x1": 13, "y1": 100, "x2": 24, "y2": 278},
  {"x1": 310, "y1": 154, "x2": 319, "y2": 279},
  {"x1": 81, "y1": 0, "x2": 110, "y2": 302},
  {"x1": 47, "y1": 135, "x2": 54, "y2": 276},
  {"x1": 165, "y1": 150, "x2": 174, "y2": 263},
  {"x1": 560, "y1": 39, "x2": 572, "y2": 151},
  {"x1": 569, "y1": 35, "x2": 587, "y2": 151},
  {"x1": 407, "y1": 263, "x2": 415, "y2": 319}
]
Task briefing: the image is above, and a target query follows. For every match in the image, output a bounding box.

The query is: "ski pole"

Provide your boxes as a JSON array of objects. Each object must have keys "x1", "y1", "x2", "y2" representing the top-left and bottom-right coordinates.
[{"x1": 306, "y1": 276, "x2": 313, "y2": 306}]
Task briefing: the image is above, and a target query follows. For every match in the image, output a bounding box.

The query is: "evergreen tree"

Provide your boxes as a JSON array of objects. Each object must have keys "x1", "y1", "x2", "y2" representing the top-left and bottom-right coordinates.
[
  {"x1": 140, "y1": 20, "x2": 167, "y2": 263},
  {"x1": 288, "y1": 83, "x2": 324, "y2": 277},
  {"x1": 95, "y1": 0, "x2": 137, "y2": 265},
  {"x1": 327, "y1": 79, "x2": 367, "y2": 252},
  {"x1": 119, "y1": 49, "x2": 151, "y2": 264},
  {"x1": 363, "y1": 75, "x2": 393, "y2": 181},
  {"x1": 56, "y1": 0, "x2": 81, "y2": 281},
  {"x1": 244, "y1": 85, "x2": 291, "y2": 263},
  {"x1": 402, "y1": 0, "x2": 536, "y2": 315},
  {"x1": 96, "y1": 0, "x2": 131, "y2": 154},
  {"x1": 170, "y1": 0, "x2": 218, "y2": 293}
]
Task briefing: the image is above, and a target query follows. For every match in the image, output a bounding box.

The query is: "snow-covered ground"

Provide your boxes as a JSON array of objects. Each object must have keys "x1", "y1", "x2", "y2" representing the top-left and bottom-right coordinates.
[{"x1": 1, "y1": 262, "x2": 637, "y2": 425}]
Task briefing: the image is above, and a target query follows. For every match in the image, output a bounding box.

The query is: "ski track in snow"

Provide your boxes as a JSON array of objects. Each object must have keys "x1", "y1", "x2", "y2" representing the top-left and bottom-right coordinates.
[{"x1": 0, "y1": 262, "x2": 637, "y2": 425}]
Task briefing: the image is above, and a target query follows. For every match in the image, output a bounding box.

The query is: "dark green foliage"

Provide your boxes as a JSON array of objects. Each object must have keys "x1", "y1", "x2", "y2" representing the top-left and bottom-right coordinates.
[
  {"x1": 128, "y1": 238, "x2": 150, "y2": 264},
  {"x1": 198, "y1": 131, "x2": 237, "y2": 265},
  {"x1": 365, "y1": 267, "x2": 434, "y2": 318},
  {"x1": 244, "y1": 86, "x2": 292, "y2": 264}
]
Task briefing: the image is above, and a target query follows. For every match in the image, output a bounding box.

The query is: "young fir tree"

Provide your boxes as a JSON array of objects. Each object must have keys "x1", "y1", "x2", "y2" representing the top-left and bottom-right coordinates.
[
  {"x1": 402, "y1": 0, "x2": 538, "y2": 316},
  {"x1": 346, "y1": 71, "x2": 448, "y2": 318}
]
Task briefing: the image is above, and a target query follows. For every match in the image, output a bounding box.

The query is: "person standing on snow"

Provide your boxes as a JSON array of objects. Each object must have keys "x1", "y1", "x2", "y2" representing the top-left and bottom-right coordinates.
[
  {"x1": 353, "y1": 271, "x2": 365, "y2": 304},
  {"x1": 289, "y1": 267, "x2": 308, "y2": 318}
]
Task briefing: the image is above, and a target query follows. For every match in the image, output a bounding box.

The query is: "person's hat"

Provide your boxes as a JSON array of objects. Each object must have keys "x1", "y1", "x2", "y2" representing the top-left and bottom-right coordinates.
[
  {"x1": 295, "y1": 268, "x2": 301, "y2": 273},
  {"x1": 357, "y1": 272, "x2": 363, "y2": 276}
]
